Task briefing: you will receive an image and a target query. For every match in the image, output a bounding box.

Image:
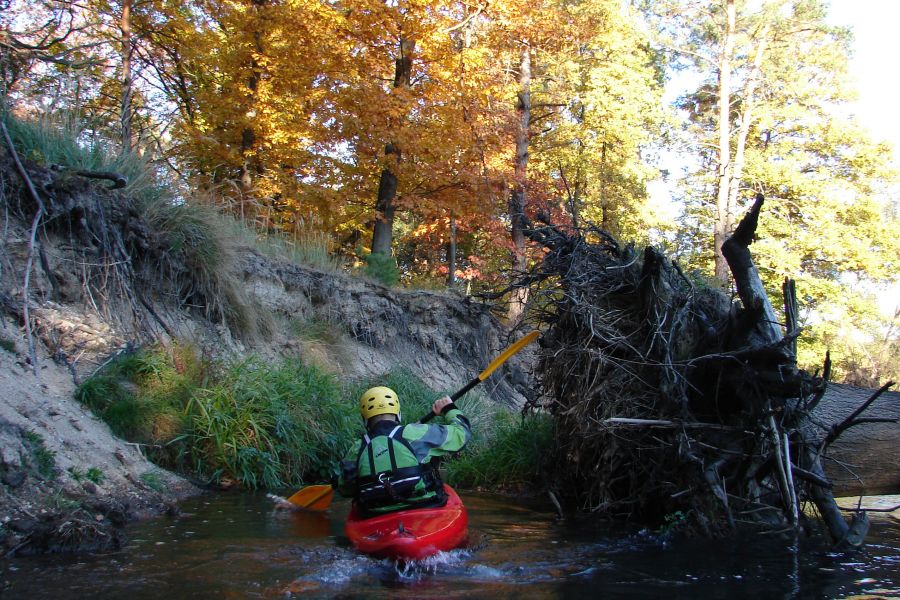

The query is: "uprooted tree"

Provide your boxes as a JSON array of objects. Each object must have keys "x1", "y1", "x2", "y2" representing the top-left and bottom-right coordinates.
[{"x1": 515, "y1": 194, "x2": 894, "y2": 548}]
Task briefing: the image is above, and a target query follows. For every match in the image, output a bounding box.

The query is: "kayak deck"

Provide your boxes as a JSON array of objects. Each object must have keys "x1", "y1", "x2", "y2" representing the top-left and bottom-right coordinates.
[{"x1": 345, "y1": 484, "x2": 468, "y2": 560}]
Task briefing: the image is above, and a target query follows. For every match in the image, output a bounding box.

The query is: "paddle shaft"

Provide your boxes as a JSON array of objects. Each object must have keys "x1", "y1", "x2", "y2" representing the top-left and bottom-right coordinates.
[
  {"x1": 419, "y1": 331, "x2": 539, "y2": 424},
  {"x1": 419, "y1": 378, "x2": 478, "y2": 423}
]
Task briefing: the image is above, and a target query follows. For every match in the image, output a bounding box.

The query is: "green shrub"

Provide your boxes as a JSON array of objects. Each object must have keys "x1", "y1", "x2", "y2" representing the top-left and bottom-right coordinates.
[
  {"x1": 186, "y1": 357, "x2": 355, "y2": 489},
  {"x1": 445, "y1": 411, "x2": 555, "y2": 489},
  {"x1": 75, "y1": 344, "x2": 203, "y2": 446},
  {"x1": 23, "y1": 431, "x2": 56, "y2": 479},
  {"x1": 362, "y1": 252, "x2": 400, "y2": 287}
]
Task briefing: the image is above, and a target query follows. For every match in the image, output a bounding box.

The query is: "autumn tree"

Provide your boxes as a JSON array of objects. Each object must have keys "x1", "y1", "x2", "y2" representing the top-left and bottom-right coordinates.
[
  {"x1": 653, "y1": 0, "x2": 900, "y2": 380},
  {"x1": 528, "y1": 0, "x2": 665, "y2": 241},
  {"x1": 464, "y1": 0, "x2": 664, "y2": 319}
]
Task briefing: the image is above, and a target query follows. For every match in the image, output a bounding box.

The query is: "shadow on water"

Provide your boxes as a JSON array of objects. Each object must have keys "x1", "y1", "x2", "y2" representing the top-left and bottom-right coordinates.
[{"x1": 2, "y1": 492, "x2": 898, "y2": 599}]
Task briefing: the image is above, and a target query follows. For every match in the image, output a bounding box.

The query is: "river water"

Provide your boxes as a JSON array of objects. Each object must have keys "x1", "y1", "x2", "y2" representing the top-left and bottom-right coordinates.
[{"x1": 2, "y1": 492, "x2": 898, "y2": 599}]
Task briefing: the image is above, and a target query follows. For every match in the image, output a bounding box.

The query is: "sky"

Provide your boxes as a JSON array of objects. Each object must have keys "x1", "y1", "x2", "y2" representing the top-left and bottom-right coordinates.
[{"x1": 827, "y1": 1, "x2": 900, "y2": 165}]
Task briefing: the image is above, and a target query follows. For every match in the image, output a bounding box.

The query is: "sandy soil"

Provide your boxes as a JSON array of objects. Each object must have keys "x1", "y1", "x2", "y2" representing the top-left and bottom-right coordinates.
[{"x1": 0, "y1": 316, "x2": 198, "y2": 556}]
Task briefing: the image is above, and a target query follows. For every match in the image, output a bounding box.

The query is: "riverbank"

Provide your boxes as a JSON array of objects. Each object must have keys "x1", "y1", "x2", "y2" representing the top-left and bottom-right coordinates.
[
  {"x1": 0, "y1": 317, "x2": 199, "y2": 556},
  {"x1": 0, "y1": 143, "x2": 534, "y2": 556}
]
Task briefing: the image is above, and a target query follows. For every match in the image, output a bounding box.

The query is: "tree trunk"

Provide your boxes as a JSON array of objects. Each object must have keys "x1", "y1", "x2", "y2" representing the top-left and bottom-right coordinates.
[
  {"x1": 120, "y1": 0, "x2": 133, "y2": 156},
  {"x1": 814, "y1": 383, "x2": 900, "y2": 497},
  {"x1": 726, "y1": 26, "x2": 768, "y2": 219},
  {"x1": 447, "y1": 213, "x2": 457, "y2": 287},
  {"x1": 507, "y1": 47, "x2": 531, "y2": 323},
  {"x1": 721, "y1": 195, "x2": 786, "y2": 348},
  {"x1": 371, "y1": 157, "x2": 398, "y2": 255},
  {"x1": 714, "y1": 0, "x2": 736, "y2": 285},
  {"x1": 371, "y1": 37, "x2": 415, "y2": 256},
  {"x1": 239, "y1": 7, "x2": 266, "y2": 205}
]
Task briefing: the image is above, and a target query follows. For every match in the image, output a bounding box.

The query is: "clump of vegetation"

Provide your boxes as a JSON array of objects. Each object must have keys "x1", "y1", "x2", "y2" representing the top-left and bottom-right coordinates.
[
  {"x1": 445, "y1": 411, "x2": 554, "y2": 490},
  {"x1": 656, "y1": 510, "x2": 689, "y2": 538},
  {"x1": 75, "y1": 344, "x2": 203, "y2": 454},
  {"x1": 362, "y1": 252, "x2": 400, "y2": 287},
  {"x1": 138, "y1": 196, "x2": 263, "y2": 338},
  {"x1": 286, "y1": 315, "x2": 352, "y2": 373},
  {"x1": 2, "y1": 112, "x2": 269, "y2": 339},
  {"x1": 0, "y1": 336, "x2": 15, "y2": 353},
  {"x1": 248, "y1": 225, "x2": 344, "y2": 273},
  {"x1": 77, "y1": 346, "x2": 356, "y2": 489},
  {"x1": 68, "y1": 467, "x2": 105, "y2": 485},
  {"x1": 139, "y1": 470, "x2": 166, "y2": 492},
  {"x1": 75, "y1": 345, "x2": 553, "y2": 493},
  {"x1": 290, "y1": 316, "x2": 345, "y2": 346},
  {"x1": 186, "y1": 357, "x2": 355, "y2": 489},
  {"x1": 23, "y1": 431, "x2": 56, "y2": 479}
]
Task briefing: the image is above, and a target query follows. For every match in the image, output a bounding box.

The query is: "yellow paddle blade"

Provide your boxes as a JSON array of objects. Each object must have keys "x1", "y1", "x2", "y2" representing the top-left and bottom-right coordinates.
[
  {"x1": 286, "y1": 484, "x2": 334, "y2": 511},
  {"x1": 477, "y1": 331, "x2": 540, "y2": 382}
]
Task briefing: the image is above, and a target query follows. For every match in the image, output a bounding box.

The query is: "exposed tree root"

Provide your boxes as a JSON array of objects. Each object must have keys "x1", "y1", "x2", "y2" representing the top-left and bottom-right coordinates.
[{"x1": 517, "y1": 195, "x2": 888, "y2": 547}]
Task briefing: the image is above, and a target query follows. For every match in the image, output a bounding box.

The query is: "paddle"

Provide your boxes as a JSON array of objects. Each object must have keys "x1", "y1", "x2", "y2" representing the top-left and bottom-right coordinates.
[
  {"x1": 284, "y1": 330, "x2": 540, "y2": 511},
  {"x1": 285, "y1": 484, "x2": 334, "y2": 511},
  {"x1": 419, "y1": 330, "x2": 540, "y2": 423}
]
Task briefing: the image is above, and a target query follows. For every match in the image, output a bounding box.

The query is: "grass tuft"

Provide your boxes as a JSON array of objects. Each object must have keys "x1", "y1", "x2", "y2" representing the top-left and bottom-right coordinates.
[
  {"x1": 24, "y1": 430, "x2": 57, "y2": 479},
  {"x1": 445, "y1": 411, "x2": 554, "y2": 489},
  {"x1": 75, "y1": 344, "x2": 203, "y2": 447},
  {"x1": 68, "y1": 466, "x2": 105, "y2": 485},
  {"x1": 252, "y1": 229, "x2": 344, "y2": 273},
  {"x1": 2, "y1": 110, "x2": 264, "y2": 339},
  {"x1": 0, "y1": 336, "x2": 15, "y2": 353},
  {"x1": 139, "y1": 470, "x2": 166, "y2": 492},
  {"x1": 186, "y1": 357, "x2": 354, "y2": 488}
]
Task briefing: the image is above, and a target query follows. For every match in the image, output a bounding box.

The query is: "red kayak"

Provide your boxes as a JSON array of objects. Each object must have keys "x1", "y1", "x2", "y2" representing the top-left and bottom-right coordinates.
[{"x1": 345, "y1": 484, "x2": 468, "y2": 561}]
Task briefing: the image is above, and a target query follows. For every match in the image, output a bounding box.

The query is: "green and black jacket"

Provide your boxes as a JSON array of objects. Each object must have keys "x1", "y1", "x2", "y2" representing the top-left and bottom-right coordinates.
[{"x1": 337, "y1": 405, "x2": 471, "y2": 513}]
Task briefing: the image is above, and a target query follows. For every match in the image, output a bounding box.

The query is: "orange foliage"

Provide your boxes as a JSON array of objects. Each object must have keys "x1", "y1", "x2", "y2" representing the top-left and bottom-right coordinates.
[{"x1": 150, "y1": 0, "x2": 659, "y2": 287}]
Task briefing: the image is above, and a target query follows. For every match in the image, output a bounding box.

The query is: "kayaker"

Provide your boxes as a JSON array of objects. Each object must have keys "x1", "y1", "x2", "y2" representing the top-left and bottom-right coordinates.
[{"x1": 336, "y1": 386, "x2": 472, "y2": 516}]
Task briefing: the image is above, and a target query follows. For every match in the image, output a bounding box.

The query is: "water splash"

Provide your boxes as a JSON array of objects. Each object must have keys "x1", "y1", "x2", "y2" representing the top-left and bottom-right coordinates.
[
  {"x1": 265, "y1": 493, "x2": 295, "y2": 510},
  {"x1": 392, "y1": 548, "x2": 471, "y2": 580}
]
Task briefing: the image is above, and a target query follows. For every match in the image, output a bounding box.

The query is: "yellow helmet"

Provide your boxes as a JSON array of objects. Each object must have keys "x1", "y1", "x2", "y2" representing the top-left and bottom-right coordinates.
[{"x1": 359, "y1": 386, "x2": 400, "y2": 420}]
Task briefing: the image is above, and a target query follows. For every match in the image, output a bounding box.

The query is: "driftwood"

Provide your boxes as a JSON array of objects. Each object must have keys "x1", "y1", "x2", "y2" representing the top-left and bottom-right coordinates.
[
  {"x1": 517, "y1": 194, "x2": 888, "y2": 548},
  {"x1": 72, "y1": 169, "x2": 127, "y2": 189},
  {"x1": 815, "y1": 383, "x2": 900, "y2": 496}
]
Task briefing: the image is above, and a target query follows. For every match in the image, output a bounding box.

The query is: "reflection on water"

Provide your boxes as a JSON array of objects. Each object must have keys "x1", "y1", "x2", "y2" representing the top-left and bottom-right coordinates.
[{"x1": 1, "y1": 492, "x2": 898, "y2": 599}]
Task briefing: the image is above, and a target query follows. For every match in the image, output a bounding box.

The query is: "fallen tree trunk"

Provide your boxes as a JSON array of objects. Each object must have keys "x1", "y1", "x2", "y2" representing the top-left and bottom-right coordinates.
[
  {"x1": 815, "y1": 383, "x2": 900, "y2": 497},
  {"x1": 515, "y1": 194, "x2": 889, "y2": 548}
]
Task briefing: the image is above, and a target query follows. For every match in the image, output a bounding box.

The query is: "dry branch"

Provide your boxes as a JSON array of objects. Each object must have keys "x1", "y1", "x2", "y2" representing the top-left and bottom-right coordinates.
[{"x1": 1, "y1": 121, "x2": 43, "y2": 374}]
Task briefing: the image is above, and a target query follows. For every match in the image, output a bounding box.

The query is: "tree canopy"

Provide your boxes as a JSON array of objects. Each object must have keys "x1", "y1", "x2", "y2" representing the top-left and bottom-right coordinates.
[{"x1": 2, "y1": 0, "x2": 897, "y2": 384}]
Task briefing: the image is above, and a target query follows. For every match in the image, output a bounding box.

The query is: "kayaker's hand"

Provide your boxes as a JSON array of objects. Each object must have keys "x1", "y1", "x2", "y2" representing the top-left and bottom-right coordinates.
[{"x1": 432, "y1": 395, "x2": 452, "y2": 416}]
